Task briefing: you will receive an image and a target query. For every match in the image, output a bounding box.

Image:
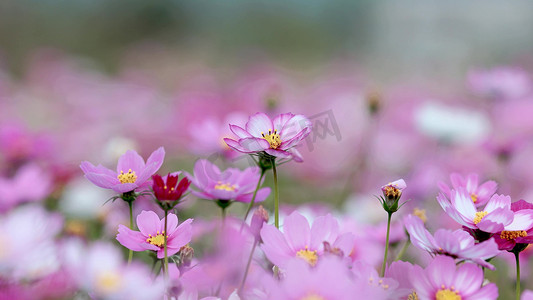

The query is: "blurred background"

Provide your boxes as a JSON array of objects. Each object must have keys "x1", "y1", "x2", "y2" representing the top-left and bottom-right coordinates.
[{"x1": 1, "y1": 1, "x2": 533, "y2": 298}]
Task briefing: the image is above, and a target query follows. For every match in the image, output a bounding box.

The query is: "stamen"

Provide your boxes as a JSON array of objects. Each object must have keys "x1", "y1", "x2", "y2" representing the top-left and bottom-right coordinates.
[
  {"x1": 473, "y1": 211, "x2": 488, "y2": 224},
  {"x1": 435, "y1": 288, "x2": 461, "y2": 300},
  {"x1": 296, "y1": 246, "x2": 318, "y2": 266},
  {"x1": 262, "y1": 129, "x2": 282, "y2": 149},
  {"x1": 146, "y1": 233, "x2": 168, "y2": 247},
  {"x1": 214, "y1": 182, "x2": 237, "y2": 192},
  {"x1": 500, "y1": 230, "x2": 527, "y2": 240},
  {"x1": 470, "y1": 193, "x2": 478, "y2": 203},
  {"x1": 117, "y1": 169, "x2": 137, "y2": 184}
]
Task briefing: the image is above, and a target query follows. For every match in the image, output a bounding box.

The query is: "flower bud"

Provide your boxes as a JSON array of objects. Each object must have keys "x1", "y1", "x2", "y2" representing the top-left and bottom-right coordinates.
[
  {"x1": 180, "y1": 244, "x2": 194, "y2": 267},
  {"x1": 251, "y1": 205, "x2": 269, "y2": 242},
  {"x1": 379, "y1": 179, "x2": 406, "y2": 214}
]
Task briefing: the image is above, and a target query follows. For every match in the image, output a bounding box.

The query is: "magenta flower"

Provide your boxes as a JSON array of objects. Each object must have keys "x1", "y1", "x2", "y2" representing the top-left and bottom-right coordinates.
[
  {"x1": 437, "y1": 188, "x2": 514, "y2": 233},
  {"x1": 80, "y1": 147, "x2": 165, "y2": 194},
  {"x1": 438, "y1": 173, "x2": 497, "y2": 207},
  {"x1": 223, "y1": 112, "x2": 312, "y2": 161},
  {"x1": 0, "y1": 164, "x2": 52, "y2": 212},
  {"x1": 152, "y1": 173, "x2": 191, "y2": 202},
  {"x1": 186, "y1": 159, "x2": 270, "y2": 203},
  {"x1": 410, "y1": 255, "x2": 498, "y2": 300},
  {"x1": 260, "y1": 211, "x2": 354, "y2": 268},
  {"x1": 492, "y1": 200, "x2": 533, "y2": 251},
  {"x1": 404, "y1": 214, "x2": 500, "y2": 269},
  {"x1": 116, "y1": 210, "x2": 193, "y2": 259}
]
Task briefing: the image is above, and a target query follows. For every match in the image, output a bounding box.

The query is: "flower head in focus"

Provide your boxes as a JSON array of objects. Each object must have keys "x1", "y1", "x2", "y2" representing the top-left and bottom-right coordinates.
[
  {"x1": 80, "y1": 147, "x2": 165, "y2": 195},
  {"x1": 379, "y1": 179, "x2": 406, "y2": 214},
  {"x1": 116, "y1": 210, "x2": 193, "y2": 259},
  {"x1": 492, "y1": 199, "x2": 533, "y2": 252},
  {"x1": 438, "y1": 173, "x2": 497, "y2": 207},
  {"x1": 223, "y1": 112, "x2": 312, "y2": 163},
  {"x1": 152, "y1": 172, "x2": 191, "y2": 210}
]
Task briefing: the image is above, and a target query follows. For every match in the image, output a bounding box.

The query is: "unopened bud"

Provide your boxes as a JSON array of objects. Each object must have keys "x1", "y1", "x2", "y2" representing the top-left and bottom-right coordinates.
[
  {"x1": 251, "y1": 205, "x2": 269, "y2": 242},
  {"x1": 379, "y1": 179, "x2": 407, "y2": 214},
  {"x1": 180, "y1": 245, "x2": 194, "y2": 267}
]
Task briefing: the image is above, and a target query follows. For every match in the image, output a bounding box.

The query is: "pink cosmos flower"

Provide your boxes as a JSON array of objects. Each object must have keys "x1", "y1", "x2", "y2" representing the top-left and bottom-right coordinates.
[
  {"x1": 404, "y1": 214, "x2": 500, "y2": 269},
  {"x1": 492, "y1": 200, "x2": 533, "y2": 251},
  {"x1": 438, "y1": 173, "x2": 497, "y2": 207},
  {"x1": 410, "y1": 255, "x2": 498, "y2": 300},
  {"x1": 116, "y1": 210, "x2": 193, "y2": 259},
  {"x1": 260, "y1": 211, "x2": 355, "y2": 268},
  {"x1": 437, "y1": 188, "x2": 514, "y2": 233},
  {"x1": 223, "y1": 112, "x2": 312, "y2": 162},
  {"x1": 468, "y1": 67, "x2": 531, "y2": 100},
  {"x1": 351, "y1": 260, "x2": 406, "y2": 299},
  {"x1": 269, "y1": 257, "x2": 356, "y2": 300},
  {"x1": 80, "y1": 147, "x2": 165, "y2": 194},
  {"x1": 186, "y1": 159, "x2": 270, "y2": 203},
  {"x1": 0, "y1": 163, "x2": 53, "y2": 212}
]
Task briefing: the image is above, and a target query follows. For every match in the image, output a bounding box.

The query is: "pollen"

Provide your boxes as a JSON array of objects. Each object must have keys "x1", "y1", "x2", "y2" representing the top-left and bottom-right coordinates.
[
  {"x1": 473, "y1": 211, "x2": 488, "y2": 224},
  {"x1": 214, "y1": 182, "x2": 237, "y2": 192},
  {"x1": 301, "y1": 293, "x2": 324, "y2": 300},
  {"x1": 96, "y1": 271, "x2": 122, "y2": 293},
  {"x1": 117, "y1": 169, "x2": 137, "y2": 184},
  {"x1": 470, "y1": 193, "x2": 478, "y2": 203},
  {"x1": 296, "y1": 246, "x2": 318, "y2": 266},
  {"x1": 261, "y1": 129, "x2": 282, "y2": 149},
  {"x1": 146, "y1": 232, "x2": 167, "y2": 247},
  {"x1": 413, "y1": 208, "x2": 427, "y2": 223},
  {"x1": 435, "y1": 288, "x2": 461, "y2": 300},
  {"x1": 408, "y1": 291, "x2": 419, "y2": 300},
  {"x1": 500, "y1": 230, "x2": 527, "y2": 240}
]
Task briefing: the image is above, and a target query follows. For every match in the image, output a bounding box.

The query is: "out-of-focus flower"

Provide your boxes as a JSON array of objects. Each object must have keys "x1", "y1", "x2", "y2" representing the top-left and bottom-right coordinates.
[
  {"x1": 63, "y1": 240, "x2": 165, "y2": 300},
  {"x1": 116, "y1": 210, "x2": 193, "y2": 259},
  {"x1": 410, "y1": 256, "x2": 498, "y2": 300},
  {"x1": 250, "y1": 205, "x2": 269, "y2": 242},
  {"x1": 438, "y1": 173, "x2": 497, "y2": 207},
  {"x1": 269, "y1": 257, "x2": 356, "y2": 300},
  {"x1": 0, "y1": 163, "x2": 53, "y2": 212},
  {"x1": 414, "y1": 101, "x2": 490, "y2": 144},
  {"x1": 352, "y1": 260, "x2": 405, "y2": 299},
  {"x1": 80, "y1": 147, "x2": 165, "y2": 194},
  {"x1": 152, "y1": 173, "x2": 191, "y2": 202},
  {"x1": 0, "y1": 205, "x2": 63, "y2": 281},
  {"x1": 492, "y1": 200, "x2": 533, "y2": 251},
  {"x1": 437, "y1": 189, "x2": 514, "y2": 234},
  {"x1": 260, "y1": 211, "x2": 354, "y2": 268},
  {"x1": 224, "y1": 112, "x2": 312, "y2": 162},
  {"x1": 468, "y1": 67, "x2": 531, "y2": 100},
  {"x1": 186, "y1": 159, "x2": 270, "y2": 203},
  {"x1": 404, "y1": 214, "x2": 500, "y2": 269},
  {"x1": 522, "y1": 290, "x2": 533, "y2": 300}
]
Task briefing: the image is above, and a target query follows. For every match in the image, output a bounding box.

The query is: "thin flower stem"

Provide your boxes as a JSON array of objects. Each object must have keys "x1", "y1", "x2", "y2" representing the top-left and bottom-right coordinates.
[
  {"x1": 380, "y1": 212, "x2": 392, "y2": 277},
  {"x1": 127, "y1": 200, "x2": 134, "y2": 264},
  {"x1": 272, "y1": 158, "x2": 279, "y2": 229},
  {"x1": 164, "y1": 209, "x2": 169, "y2": 281},
  {"x1": 239, "y1": 240, "x2": 258, "y2": 294},
  {"x1": 395, "y1": 234, "x2": 410, "y2": 261},
  {"x1": 243, "y1": 170, "x2": 266, "y2": 221},
  {"x1": 515, "y1": 251, "x2": 521, "y2": 300}
]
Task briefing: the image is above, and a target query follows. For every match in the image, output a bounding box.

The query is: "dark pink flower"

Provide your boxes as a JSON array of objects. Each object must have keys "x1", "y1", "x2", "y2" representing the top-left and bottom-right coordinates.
[
  {"x1": 116, "y1": 210, "x2": 192, "y2": 259},
  {"x1": 80, "y1": 147, "x2": 165, "y2": 194},
  {"x1": 223, "y1": 112, "x2": 312, "y2": 162},
  {"x1": 152, "y1": 173, "x2": 190, "y2": 202},
  {"x1": 492, "y1": 199, "x2": 533, "y2": 251}
]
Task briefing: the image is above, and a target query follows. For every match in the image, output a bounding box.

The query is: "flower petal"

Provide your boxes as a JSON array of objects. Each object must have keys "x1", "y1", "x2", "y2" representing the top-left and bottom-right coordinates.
[
  {"x1": 116, "y1": 150, "x2": 146, "y2": 174},
  {"x1": 116, "y1": 224, "x2": 148, "y2": 251},
  {"x1": 136, "y1": 210, "x2": 162, "y2": 236},
  {"x1": 283, "y1": 212, "x2": 311, "y2": 250},
  {"x1": 137, "y1": 147, "x2": 165, "y2": 184},
  {"x1": 229, "y1": 124, "x2": 252, "y2": 139},
  {"x1": 246, "y1": 112, "x2": 273, "y2": 137}
]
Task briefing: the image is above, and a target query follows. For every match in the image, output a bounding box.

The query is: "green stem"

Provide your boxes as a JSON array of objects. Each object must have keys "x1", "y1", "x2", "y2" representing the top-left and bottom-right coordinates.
[
  {"x1": 380, "y1": 212, "x2": 392, "y2": 277},
  {"x1": 272, "y1": 158, "x2": 279, "y2": 229},
  {"x1": 239, "y1": 240, "x2": 258, "y2": 293},
  {"x1": 395, "y1": 234, "x2": 410, "y2": 261},
  {"x1": 127, "y1": 200, "x2": 134, "y2": 264},
  {"x1": 164, "y1": 209, "x2": 169, "y2": 281},
  {"x1": 515, "y1": 251, "x2": 521, "y2": 300},
  {"x1": 243, "y1": 170, "x2": 266, "y2": 221}
]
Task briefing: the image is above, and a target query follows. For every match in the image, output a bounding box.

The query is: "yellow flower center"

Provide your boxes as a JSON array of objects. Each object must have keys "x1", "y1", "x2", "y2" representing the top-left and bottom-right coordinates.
[
  {"x1": 413, "y1": 208, "x2": 427, "y2": 223},
  {"x1": 96, "y1": 271, "x2": 122, "y2": 293},
  {"x1": 117, "y1": 169, "x2": 137, "y2": 184},
  {"x1": 436, "y1": 287, "x2": 461, "y2": 300},
  {"x1": 470, "y1": 193, "x2": 478, "y2": 203},
  {"x1": 214, "y1": 182, "x2": 237, "y2": 191},
  {"x1": 301, "y1": 294, "x2": 324, "y2": 300},
  {"x1": 473, "y1": 211, "x2": 488, "y2": 224},
  {"x1": 261, "y1": 129, "x2": 282, "y2": 149},
  {"x1": 408, "y1": 291, "x2": 419, "y2": 300},
  {"x1": 296, "y1": 247, "x2": 318, "y2": 266},
  {"x1": 500, "y1": 230, "x2": 527, "y2": 240},
  {"x1": 146, "y1": 231, "x2": 167, "y2": 247}
]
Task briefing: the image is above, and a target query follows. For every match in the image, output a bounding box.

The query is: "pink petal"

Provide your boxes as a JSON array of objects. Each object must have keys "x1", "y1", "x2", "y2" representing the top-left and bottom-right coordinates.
[
  {"x1": 168, "y1": 219, "x2": 193, "y2": 248},
  {"x1": 505, "y1": 209, "x2": 533, "y2": 231},
  {"x1": 260, "y1": 224, "x2": 293, "y2": 267},
  {"x1": 484, "y1": 194, "x2": 511, "y2": 213},
  {"x1": 85, "y1": 172, "x2": 119, "y2": 189},
  {"x1": 136, "y1": 210, "x2": 162, "y2": 236},
  {"x1": 426, "y1": 256, "x2": 455, "y2": 289},
  {"x1": 477, "y1": 207, "x2": 514, "y2": 233},
  {"x1": 309, "y1": 214, "x2": 339, "y2": 249},
  {"x1": 280, "y1": 115, "x2": 312, "y2": 141},
  {"x1": 467, "y1": 283, "x2": 498, "y2": 300},
  {"x1": 229, "y1": 124, "x2": 252, "y2": 139},
  {"x1": 246, "y1": 112, "x2": 273, "y2": 137},
  {"x1": 235, "y1": 187, "x2": 271, "y2": 203},
  {"x1": 264, "y1": 148, "x2": 292, "y2": 159},
  {"x1": 465, "y1": 173, "x2": 479, "y2": 193},
  {"x1": 111, "y1": 182, "x2": 138, "y2": 194},
  {"x1": 238, "y1": 137, "x2": 271, "y2": 152},
  {"x1": 136, "y1": 147, "x2": 165, "y2": 184},
  {"x1": 283, "y1": 212, "x2": 311, "y2": 250},
  {"x1": 272, "y1": 113, "x2": 295, "y2": 132},
  {"x1": 80, "y1": 161, "x2": 116, "y2": 178},
  {"x1": 116, "y1": 150, "x2": 146, "y2": 174},
  {"x1": 452, "y1": 262, "x2": 483, "y2": 296},
  {"x1": 116, "y1": 224, "x2": 148, "y2": 251}
]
